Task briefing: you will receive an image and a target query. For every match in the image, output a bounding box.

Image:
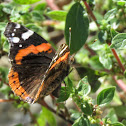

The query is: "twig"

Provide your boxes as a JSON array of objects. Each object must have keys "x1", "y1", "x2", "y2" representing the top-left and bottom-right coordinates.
[
  {"x1": 42, "y1": 20, "x2": 60, "y2": 26},
  {"x1": 38, "y1": 99, "x2": 73, "y2": 125},
  {"x1": 111, "y1": 49, "x2": 125, "y2": 73},
  {"x1": 84, "y1": 43, "x2": 96, "y2": 56},
  {"x1": 113, "y1": 76, "x2": 126, "y2": 92},
  {"x1": 0, "y1": 78, "x2": 9, "y2": 86},
  {"x1": 73, "y1": 100, "x2": 81, "y2": 112},
  {"x1": 46, "y1": 0, "x2": 60, "y2": 10},
  {"x1": 0, "y1": 99, "x2": 14, "y2": 102},
  {"x1": 83, "y1": 0, "x2": 100, "y2": 28},
  {"x1": 28, "y1": 109, "x2": 39, "y2": 126}
]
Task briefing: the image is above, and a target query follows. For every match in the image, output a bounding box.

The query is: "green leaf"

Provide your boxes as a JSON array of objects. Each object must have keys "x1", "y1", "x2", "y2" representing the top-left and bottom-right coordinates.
[
  {"x1": 14, "y1": 0, "x2": 40, "y2": 4},
  {"x1": 77, "y1": 76, "x2": 91, "y2": 96},
  {"x1": 111, "y1": 122, "x2": 125, "y2": 126},
  {"x1": 57, "y1": 87, "x2": 70, "y2": 102},
  {"x1": 73, "y1": 116, "x2": 90, "y2": 126},
  {"x1": 117, "y1": 1, "x2": 126, "y2": 6},
  {"x1": 89, "y1": 56, "x2": 104, "y2": 70},
  {"x1": 43, "y1": 107, "x2": 56, "y2": 126},
  {"x1": 25, "y1": 23, "x2": 42, "y2": 33},
  {"x1": 31, "y1": 10, "x2": 44, "y2": 21},
  {"x1": 111, "y1": 28, "x2": 119, "y2": 38},
  {"x1": 37, "y1": 107, "x2": 56, "y2": 126},
  {"x1": 98, "y1": 30, "x2": 107, "y2": 43},
  {"x1": 76, "y1": 67, "x2": 101, "y2": 92},
  {"x1": 47, "y1": 11, "x2": 67, "y2": 21},
  {"x1": 114, "y1": 106, "x2": 126, "y2": 118},
  {"x1": 110, "y1": 33, "x2": 126, "y2": 49},
  {"x1": 34, "y1": 3, "x2": 47, "y2": 11},
  {"x1": 122, "y1": 119, "x2": 126, "y2": 125},
  {"x1": 2, "y1": 4, "x2": 13, "y2": 14},
  {"x1": 14, "y1": 124, "x2": 23, "y2": 126},
  {"x1": 70, "y1": 110, "x2": 82, "y2": 120},
  {"x1": 3, "y1": 40, "x2": 9, "y2": 53},
  {"x1": 65, "y1": 2, "x2": 89, "y2": 54},
  {"x1": 37, "y1": 110, "x2": 46, "y2": 126},
  {"x1": 81, "y1": 101, "x2": 93, "y2": 115},
  {"x1": 90, "y1": 124, "x2": 100, "y2": 126},
  {"x1": 0, "y1": 22, "x2": 6, "y2": 31},
  {"x1": 0, "y1": 86, "x2": 11, "y2": 96},
  {"x1": 99, "y1": 51, "x2": 112, "y2": 69},
  {"x1": 65, "y1": 77, "x2": 73, "y2": 92},
  {"x1": 97, "y1": 87, "x2": 115, "y2": 106},
  {"x1": 0, "y1": 67, "x2": 9, "y2": 87},
  {"x1": 106, "y1": 109, "x2": 118, "y2": 123},
  {"x1": 104, "y1": 8, "x2": 117, "y2": 22}
]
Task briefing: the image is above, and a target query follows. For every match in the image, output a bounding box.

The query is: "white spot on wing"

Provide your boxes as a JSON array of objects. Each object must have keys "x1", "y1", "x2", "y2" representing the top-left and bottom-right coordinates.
[
  {"x1": 15, "y1": 24, "x2": 21, "y2": 28},
  {"x1": 22, "y1": 30, "x2": 34, "y2": 40},
  {"x1": 12, "y1": 37, "x2": 20, "y2": 43},
  {"x1": 14, "y1": 29, "x2": 16, "y2": 32},
  {"x1": 12, "y1": 33, "x2": 15, "y2": 36},
  {"x1": 19, "y1": 44, "x2": 22, "y2": 47}
]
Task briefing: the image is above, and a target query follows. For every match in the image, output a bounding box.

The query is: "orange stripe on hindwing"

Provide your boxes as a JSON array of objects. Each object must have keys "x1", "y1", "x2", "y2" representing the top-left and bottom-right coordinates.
[
  {"x1": 15, "y1": 43, "x2": 52, "y2": 65},
  {"x1": 8, "y1": 69, "x2": 29, "y2": 100},
  {"x1": 50, "y1": 52, "x2": 70, "y2": 70}
]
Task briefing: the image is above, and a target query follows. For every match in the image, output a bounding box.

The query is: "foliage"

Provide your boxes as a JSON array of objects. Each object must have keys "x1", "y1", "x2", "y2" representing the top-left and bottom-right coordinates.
[{"x1": 0, "y1": 0, "x2": 126, "y2": 126}]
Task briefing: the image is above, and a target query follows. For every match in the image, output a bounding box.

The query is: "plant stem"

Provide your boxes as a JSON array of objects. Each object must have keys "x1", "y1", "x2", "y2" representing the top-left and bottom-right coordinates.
[
  {"x1": 0, "y1": 99, "x2": 14, "y2": 102},
  {"x1": 28, "y1": 109, "x2": 39, "y2": 126},
  {"x1": 113, "y1": 76, "x2": 126, "y2": 92},
  {"x1": 111, "y1": 49, "x2": 125, "y2": 72},
  {"x1": 83, "y1": 0, "x2": 100, "y2": 28},
  {"x1": 0, "y1": 78, "x2": 9, "y2": 86},
  {"x1": 46, "y1": 0, "x2": 60, "y2": 10}
]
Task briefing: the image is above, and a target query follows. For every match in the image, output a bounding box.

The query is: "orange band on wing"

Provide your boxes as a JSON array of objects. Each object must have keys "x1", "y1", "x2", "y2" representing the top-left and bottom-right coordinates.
[
  {"x1": 50, "y1": 52, "x2": 70, "y2": 70},
  {"x1": 15, "y1": 43, "x2": 52, "y2": 65},
  {"x1": 35, "y1": 82, "x2": 45, "y2": 101},
  {"x1": 8, "y1": 69, "x2": 29, "y2": 100}
]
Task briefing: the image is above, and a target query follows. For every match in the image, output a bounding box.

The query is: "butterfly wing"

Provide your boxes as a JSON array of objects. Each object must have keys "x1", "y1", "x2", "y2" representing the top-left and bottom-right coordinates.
[{"x1": 4, "y1": 22, "x2": 55, "y2": 103}]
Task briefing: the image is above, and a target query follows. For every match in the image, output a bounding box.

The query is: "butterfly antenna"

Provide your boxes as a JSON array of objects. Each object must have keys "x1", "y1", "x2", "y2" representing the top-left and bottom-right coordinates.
[{"x1": 68, "y1": 27, "x2": 71, "y2": 49}]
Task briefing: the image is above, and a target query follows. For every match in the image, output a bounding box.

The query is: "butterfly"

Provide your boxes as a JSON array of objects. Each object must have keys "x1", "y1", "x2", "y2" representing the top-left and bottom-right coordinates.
[{"x1": 4, "y1": 22, "x2": 70, "y2": 104}]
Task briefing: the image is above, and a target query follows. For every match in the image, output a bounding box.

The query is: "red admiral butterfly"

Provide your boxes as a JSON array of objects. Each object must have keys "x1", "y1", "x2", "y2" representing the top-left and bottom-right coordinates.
[{"x1": 4, "y1": 22, "x2": 70, "y2": 104}]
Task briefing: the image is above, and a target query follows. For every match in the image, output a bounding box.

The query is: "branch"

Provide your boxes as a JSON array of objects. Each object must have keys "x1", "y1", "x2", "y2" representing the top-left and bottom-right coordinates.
[
  {"x1": 42, "y1": 20, "x2": 60, "y2": 26},
  {"x1": 83, "y1": 0, "x2": 100, "y2": 28},
  {"x1": 46, "y1": 0, "x2": 60, "y2": 10},
  {"x1": 0, "y1": 78, "x2": 9, "y2": 86},
  {"x1": 84, "y1": 43, "x2": 96, "y2": 56},
  {"x1": 28, "y1": 109, "x2": 39, "y2": 126},
  {"x1": 113, "y1": 76, "x2": 126, "y2": 92},
  {"x1": 111, "y1": 49, "x2": 125, "y2": 73},
  {"x1": 0, "y1": 99, "x2": 14, "y2": 102}
]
